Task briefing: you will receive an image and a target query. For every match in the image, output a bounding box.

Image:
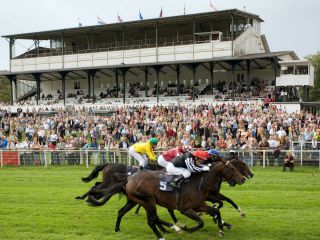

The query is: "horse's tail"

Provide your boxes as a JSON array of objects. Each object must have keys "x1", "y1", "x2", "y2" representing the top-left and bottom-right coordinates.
[
  {"x1": 81, "y1": 164, "x2": 108, "y2": 183},
  {"x1": 86, "y1": 174, "x2": 128, "y2": 206}
]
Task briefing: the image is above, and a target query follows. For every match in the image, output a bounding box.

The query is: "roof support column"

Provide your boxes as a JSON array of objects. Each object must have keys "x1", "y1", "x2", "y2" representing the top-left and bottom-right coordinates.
[
  {"x1": 246, "y1": 60, "x2": 251, "y2": 92},
  {"x1": 156, "y1": 23, "x2": 158, "y2": 62},
  {"x1": 7, "y1": 75, "x2": 17, "y2": 105},
  {"x1": 88, "y1": 70, "x2": 98, "y2": 104},
  {"x1": 152, "y1": 65, "x2": 164, "y2": 103},
  {"x1": 176, "y1": 64, "x2": 181, "y2": 96},
  {"x1": 209, "y1": 62, "x2": 215, "y2": 94},
  {"x1": 120, "y1": 68, "x2": 129, "y2": 104},
  {"x1": 231, "y1": 61, "x2": 235, "y2": 96},
  {"x1": 9, "y1": 38, "x2": 15, "y2": 71},
  {"x1": 87, "y1": 71, "x2": 91, "y2": 98},
  {"x1": 59, "y1": 71, "x2": 69, "y2": 106},
  {"x1": 115, "y1": 69, "x2": 119, "y2": 98},
  {"x1": 188, "y1": 63, "x2": 200, "y2": 102},
  {"x1": 32, "y1": 73, "x2": 41, "y2": 106},
  {"x1": 61, "y1": 31, "x2": 65, "y2": 69},
  {"x1": 272, "y1": 57, "x2": 278, "y2": 101},
  {"x1": 144, "y1": 66, "x2": 149, "y2": 97},
  {"x1": 230, "y1": 14, "x2": 234, "y2": 56}
]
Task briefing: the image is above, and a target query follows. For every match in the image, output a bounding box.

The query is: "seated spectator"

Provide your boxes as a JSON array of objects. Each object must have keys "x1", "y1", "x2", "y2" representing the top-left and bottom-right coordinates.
[{"x1": 283, "y1": 152, "x2": 294, "y2": 172}]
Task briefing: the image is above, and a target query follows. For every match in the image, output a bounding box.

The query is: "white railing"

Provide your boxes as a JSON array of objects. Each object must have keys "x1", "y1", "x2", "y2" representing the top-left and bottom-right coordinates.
[{"x1": 0, "y1": 149, "x2": 319, "y2": 169}]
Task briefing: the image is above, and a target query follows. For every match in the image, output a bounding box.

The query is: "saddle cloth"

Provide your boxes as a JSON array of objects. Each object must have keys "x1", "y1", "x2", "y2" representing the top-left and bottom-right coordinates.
[{"x1": 159, "y1": 173, "x2": 175, "y2": 192}]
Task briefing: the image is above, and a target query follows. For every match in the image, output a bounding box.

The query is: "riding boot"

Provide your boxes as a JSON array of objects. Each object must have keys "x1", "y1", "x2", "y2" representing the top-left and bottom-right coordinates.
[
  {"x1": 170, "y1": 174, "x2": 184, "y2": 188},
  {"x1": 139, "y1": 165, "x2": 144, "y2": 171}
]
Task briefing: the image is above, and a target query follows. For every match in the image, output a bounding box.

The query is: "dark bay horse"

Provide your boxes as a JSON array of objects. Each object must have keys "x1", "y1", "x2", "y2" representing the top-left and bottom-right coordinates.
[
  {"x1": 134, "y1": 157, "x2": 254, "y2": 218},
  {"x1": 114, "y1": 161, "x2": 246, "y2": 240}
]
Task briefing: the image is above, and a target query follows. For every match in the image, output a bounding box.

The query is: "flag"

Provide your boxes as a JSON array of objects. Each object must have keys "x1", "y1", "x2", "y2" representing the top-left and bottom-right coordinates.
[
  {"x1": 117, "y1": 13, "x2": 123, "y2": 22},
  {"x1": 78, "y1": 18, "x2": 83, "y2": 27},
  {"x1": 159, "y1": 8, "x2": 163, "y2": 18},
  {"x1": 139, "y1": 10, "x2": 143, "y2": 20},
  {"x1": 97, "y1": 15, "x2": 106, "y2": 24},
  {"x1": 210, "y1": 1, "x2": 217, "y2": 11}
]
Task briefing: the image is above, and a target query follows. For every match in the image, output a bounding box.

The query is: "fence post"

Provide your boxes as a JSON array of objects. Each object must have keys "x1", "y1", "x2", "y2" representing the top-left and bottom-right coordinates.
[
  {"x1": 86, "y1": 151, "x2": 89, "y2": 168},
  {"x1": 263, "y1": 150, "x2": 265, "y2": 168},
  {"x1": 44, "y1": 150, "x2": 47, "y2": 168},
  {"x1": 113, "y1": 152, "x2": 116, "y2": 164},
  {"x1": 0, "y1": 151, "x2": 3, "y2": 168},
  {"x1": 250, "y1": 150, "x2": 253, "y2": 167},
  {"x1": 300, "y1": 142, "x2": 303, "y2": 166}
]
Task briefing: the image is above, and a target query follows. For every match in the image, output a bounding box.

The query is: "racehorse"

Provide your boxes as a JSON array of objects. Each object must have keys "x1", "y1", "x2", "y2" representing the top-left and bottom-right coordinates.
[
  {"x1": 114, "y1": 161, "x2": 246, "y2": 240},
  {"x1": 134, "y1": 156, "x2": 254, "y2": 218}
]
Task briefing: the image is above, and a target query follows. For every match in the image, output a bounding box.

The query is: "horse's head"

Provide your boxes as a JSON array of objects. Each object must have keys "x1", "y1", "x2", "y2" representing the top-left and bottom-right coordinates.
[
  {"x1": 230, "y1": 158, "x2": 254, "y2": 179},
  {"x1": 220, "y1": 161, "x2": 246, "y2": 187}
]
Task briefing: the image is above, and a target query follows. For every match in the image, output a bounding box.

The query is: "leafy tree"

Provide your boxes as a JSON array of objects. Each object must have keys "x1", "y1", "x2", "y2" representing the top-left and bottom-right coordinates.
[
  {"x1": 0, "y1": 78, "x2": 11, "y2": 103},
  {"x1": 306, "y1": 51, "x2": 320, "y2": 101}
]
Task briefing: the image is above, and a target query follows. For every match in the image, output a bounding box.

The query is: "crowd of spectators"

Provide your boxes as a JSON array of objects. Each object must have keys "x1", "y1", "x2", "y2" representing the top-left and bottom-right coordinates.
[{"x1": 0, "y1": 102, "x2": 319, "y2": 161}]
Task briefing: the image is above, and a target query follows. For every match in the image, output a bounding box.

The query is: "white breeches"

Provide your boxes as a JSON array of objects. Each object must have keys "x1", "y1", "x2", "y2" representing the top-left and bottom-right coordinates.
[
  {"x1": 157, "y1": 155, "x2": 169, "y2": 168},
  {"x1": 166, "y1": 162, "x2": 191, "y2": 178},
  {"x1": 129, "y1": 147, "x2": 148, "y2": 167}
]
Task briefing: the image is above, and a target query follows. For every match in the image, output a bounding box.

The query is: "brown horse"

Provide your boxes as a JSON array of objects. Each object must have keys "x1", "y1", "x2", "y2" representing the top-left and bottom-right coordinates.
[
  {"x1": 134, "y1": 157, "x2": 254, "y2": 218},
  {"x1": 114, "y1": 161, "x2": 245, "y2": 240}
]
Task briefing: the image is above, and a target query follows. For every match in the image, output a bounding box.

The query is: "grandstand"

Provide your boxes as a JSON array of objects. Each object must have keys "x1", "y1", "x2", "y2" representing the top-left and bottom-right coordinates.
[{"x1": 0, "y1": 9, "x2": 314, "y2": 110}]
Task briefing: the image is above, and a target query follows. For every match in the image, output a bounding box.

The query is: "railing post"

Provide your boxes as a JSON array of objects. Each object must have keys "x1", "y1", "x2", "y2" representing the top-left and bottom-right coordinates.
[
  {"x1": 250, "y1": 150, "x2": 253, "y2": 167},
  {"x1": 113, "y1": 152, "x2": 116, "y2": 164},
  {"x1": 0, "y1": 151, "x2": 3, "y2": 168},
  {"x1": 44, "y1": 150, "x2": 47, "y2": 168},
  {"x1": 263, "y1": 150, "x2": 266, "y2": 168},
  {"x1": 80, "y1": 150, "x2": 83, "y2": 165},
  {"x1": 86, "y1": 150, "x2": 89, "y2": 168},
  {"x1": 300, "y1": 142, "x2": 303, "y2": 166}
]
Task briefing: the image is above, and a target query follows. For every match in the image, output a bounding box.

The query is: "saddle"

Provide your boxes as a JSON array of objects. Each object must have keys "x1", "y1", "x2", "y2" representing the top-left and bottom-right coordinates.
[{"x1": 127, "y1": 166, "x2": 139, "y2": 176}]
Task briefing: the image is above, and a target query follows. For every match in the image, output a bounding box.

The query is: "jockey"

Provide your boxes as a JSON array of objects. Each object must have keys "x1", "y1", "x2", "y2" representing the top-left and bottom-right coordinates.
[
  {"x1": 129, "y1": 138, "x2": 158, "y2": 170},
  {"x1": 157, "y1": 141, "x2": 187, "y2": 168},
  {"x1": 207, "y1": 148, "x2": 221, "y2": 161},
  {"x1": 228, "y1": 149, "x2": 237, "y2": 160},
  {"x1": 167, "y1": 150, "x2": 210, "y2": 187}
]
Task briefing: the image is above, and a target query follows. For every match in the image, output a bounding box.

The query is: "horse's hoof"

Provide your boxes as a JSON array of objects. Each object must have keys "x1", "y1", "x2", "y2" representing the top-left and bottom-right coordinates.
[
  {"x1": 175, "y1": 222, "x2": 186, "y2": 229},
  {"x1": 158, "y1": 238, "x2": 166, "y2": 240},
  {"x1": 225, "y1": 224, "x2": 233, "y2": 230},
  {"x1": 170, "y1": 225, "x2": 182, "y2": 233},
  {"x1": 115, "y1": 227, "x2": 120, "y2": 232},
  {"x1": 219, "y1": 230, "x2": 224, "y2": 237},
  {"x1": 240, "y1": 212, "x2": 246, "y2": 217},
  {"x1": 75, "y1": 196, "x2": 83, "y2": 200},
  {"x1": 86, "y1": 200, "x2": 96, "y2": 207}
]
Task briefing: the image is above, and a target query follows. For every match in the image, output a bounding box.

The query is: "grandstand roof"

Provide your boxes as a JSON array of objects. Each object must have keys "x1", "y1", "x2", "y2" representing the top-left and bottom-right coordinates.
[{"x1": 2, "y1": 9, "x2": 263, "y2": 40}]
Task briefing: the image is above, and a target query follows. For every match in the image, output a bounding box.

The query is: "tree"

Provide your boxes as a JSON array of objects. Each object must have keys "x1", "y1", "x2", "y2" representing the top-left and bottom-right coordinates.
[
  {"x1": 306, "y1": 51, "x2": 320, "y2": 101},
  {"x1": 0, "y1": 78, "x2": 11, "y2": 103}
]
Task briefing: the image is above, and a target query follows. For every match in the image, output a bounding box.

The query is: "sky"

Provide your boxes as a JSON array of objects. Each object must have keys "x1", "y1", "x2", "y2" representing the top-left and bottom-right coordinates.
[{"x1": 0, "y1": 0, "x2": 319, "y2": 70}]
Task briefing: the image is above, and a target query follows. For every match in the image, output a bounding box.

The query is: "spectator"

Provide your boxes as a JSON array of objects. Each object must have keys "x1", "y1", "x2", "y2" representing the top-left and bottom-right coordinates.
[{"x1": 283, "y1": 152, "x2": 294, "y2": 171}]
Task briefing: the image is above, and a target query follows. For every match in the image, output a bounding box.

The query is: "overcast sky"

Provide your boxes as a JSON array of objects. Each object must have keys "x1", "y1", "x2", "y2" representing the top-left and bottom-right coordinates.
[{"x1": 0, "y1": 0, "x2": 319, "y2": 70}]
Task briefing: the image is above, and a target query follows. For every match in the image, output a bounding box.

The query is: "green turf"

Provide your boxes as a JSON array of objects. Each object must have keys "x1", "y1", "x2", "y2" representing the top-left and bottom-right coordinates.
[{"x1": 0, "y1": 166, "x2": 319, "y2": 240}]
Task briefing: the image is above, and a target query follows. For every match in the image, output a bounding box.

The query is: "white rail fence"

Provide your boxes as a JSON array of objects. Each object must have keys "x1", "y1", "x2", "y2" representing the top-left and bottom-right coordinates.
[{"x1": 0, "y1": 149, "x2": 319, "y2": 169}]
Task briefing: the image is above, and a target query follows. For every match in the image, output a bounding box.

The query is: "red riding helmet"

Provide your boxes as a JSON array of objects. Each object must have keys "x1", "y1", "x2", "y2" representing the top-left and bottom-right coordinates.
[{"x1": 192, "y1": 150, "x2": 209, "y2": 161}]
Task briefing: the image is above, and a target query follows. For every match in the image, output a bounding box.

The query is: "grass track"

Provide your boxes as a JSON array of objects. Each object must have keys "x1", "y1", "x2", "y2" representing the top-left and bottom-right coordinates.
[{"x1": 0, "y1": 166, "x2": 319, "y2": 240}]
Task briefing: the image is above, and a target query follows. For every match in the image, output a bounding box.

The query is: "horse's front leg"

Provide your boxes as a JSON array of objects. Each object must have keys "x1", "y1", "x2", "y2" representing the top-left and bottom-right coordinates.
[
  {"x1": 167, "y1": 208, "x2": 185, "y2": 229},
  {"x1": 115, "y1": 199, "x2": 138, "y2": 232},
  {"x1": 180, "y1": 208, "x2": 204, "y2": 233},
  {"x1": 218, "y1": 193, "x2": 245, "y2": 217},
  {"x1": 206, "y1": 206, "x2": 230, "y2": 237}
]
